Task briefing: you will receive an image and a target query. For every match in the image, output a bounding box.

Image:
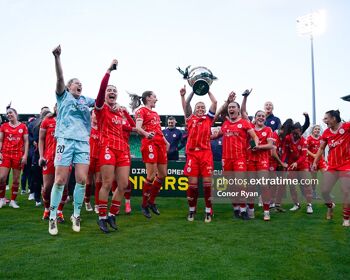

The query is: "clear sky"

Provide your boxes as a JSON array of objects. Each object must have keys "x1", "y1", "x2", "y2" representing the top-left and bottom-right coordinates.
[{"x1": 0, "y1": 0, "x2": 349, "y2": 127}]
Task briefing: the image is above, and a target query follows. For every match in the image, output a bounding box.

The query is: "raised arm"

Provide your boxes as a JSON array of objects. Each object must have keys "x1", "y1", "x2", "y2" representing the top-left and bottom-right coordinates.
[
  {"x1": 184, "y1": 91, "x2": 195, "y2": 118},
  {"x1": 207, "y1": 91, "x2": 217, "y2": 114},
  {"x1": 302, "y1": 112, "x2": 310, "y2": 134},
  {"x1": 96, "y1": 59, "x2": 118, "y2": 109},
  {"x1": 241, "y1": 89, "x2": 252, "y2": 120},
  {"x1": 52, "y1": 45, "x2": 65, "y2": 95},
  {"x1": 180, "y1": 85, "x2": 187, "y2": 117},
  {"x1": 213, "y1": 91, "x2": 236, "y2": 122}
]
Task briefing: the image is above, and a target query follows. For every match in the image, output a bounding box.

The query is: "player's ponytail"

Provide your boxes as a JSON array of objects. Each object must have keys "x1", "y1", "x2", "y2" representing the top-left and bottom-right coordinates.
[
  {"x1": 128, "y1": 92, "x2": 142, "y2": 111},
  {"x1": 128, "y1": 91, "x2": 154, "y2": 111}
]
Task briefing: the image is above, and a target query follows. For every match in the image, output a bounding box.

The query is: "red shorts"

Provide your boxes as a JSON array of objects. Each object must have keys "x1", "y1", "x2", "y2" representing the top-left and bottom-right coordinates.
[
  {"x1": 327, "y1": 162, "x2": 350, "y2": 172},
  {"x1": 99, "y1": 146, "x2": 131, "y2": 167},
  {"x1": 0, "y1": 155, "x2": 23, "y2": 170},
  {"x1": 184, "y1": 150, "x2": 213, "y2": 177},
  {"x1": 141, "y1": 142, "x2": 167, "y2": 164},
  {"x1": 222, "y1": 158, "x2": 247, "y2": 172},
  {"x1": 88, "y1": 157, "x2": 100, "y2": 174},
  {"x1": 42, "y1": 158, "x2": 55, "y2": 175},
  {"x1": 247, "y1": 160, "x2": 269, "y2": 171}
]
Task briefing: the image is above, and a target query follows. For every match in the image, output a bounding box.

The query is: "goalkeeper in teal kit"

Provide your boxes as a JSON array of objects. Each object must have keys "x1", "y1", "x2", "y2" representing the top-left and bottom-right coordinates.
[{"x1": 48, "y1": 45, "x2": 95, "y2": 235}]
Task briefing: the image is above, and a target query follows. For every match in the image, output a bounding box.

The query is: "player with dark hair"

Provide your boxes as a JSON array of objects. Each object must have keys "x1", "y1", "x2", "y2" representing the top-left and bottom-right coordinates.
[
  {"x1": 130, "y1": 89, "x2": 169, "y2": 219},
  {"x1": 241, "y1": 92, "x2": 274, "y2": 220},
  {"x1": 95, "y1": 60, "x2": 131, "y2": 233},
  {"x1": 213, "y1": 91, "x2": 258, "y2": 220},
  {"x1": 246, "y1": 111, "x2": 274, "y2": 220},
  {"x1": 312, "y1": 110, "x2": 350, "y2": 226},
  {"x1": 282, "y1": 122, "x2": 313, "y2": 214},
  {"x1": 269, "y1": 121, "x2": 289, "y2": 212}
]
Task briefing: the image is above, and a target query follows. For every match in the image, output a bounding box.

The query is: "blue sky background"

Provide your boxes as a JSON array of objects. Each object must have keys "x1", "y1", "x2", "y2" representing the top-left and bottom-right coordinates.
[{"x1": 0, "y1": 0, "x2": 349, "y2": 127}]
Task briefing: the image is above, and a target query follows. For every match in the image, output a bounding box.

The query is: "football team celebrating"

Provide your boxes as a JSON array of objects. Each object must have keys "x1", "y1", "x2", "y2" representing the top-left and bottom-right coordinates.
[{"x1": 0, "y1": 45, "x2": 349, "y2": 236}]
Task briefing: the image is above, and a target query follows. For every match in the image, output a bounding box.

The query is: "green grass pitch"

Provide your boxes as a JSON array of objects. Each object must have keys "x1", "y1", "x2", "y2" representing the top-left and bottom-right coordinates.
[{"x1": 1, "y1": 191, "x2": 350, "y2": 280}]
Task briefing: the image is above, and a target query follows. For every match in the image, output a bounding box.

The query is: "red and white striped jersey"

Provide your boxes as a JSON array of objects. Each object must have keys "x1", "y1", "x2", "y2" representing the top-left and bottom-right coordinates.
[
  {"x1": 283, "y1": 135, "x2": 307, "y2": 165},
  {"x1": 186, "y1": 114, "x2": 213, "y2": 151},
  {"x1": 95, "y1": 105, "x2": 126, "y2": 151},
  {"x1": 221, "y1": 118, "x2": 253, "y2": 160},
  {"x1": 0, "y1": 122, "x2": 28, "y2": 158},
  {"x1": 321, "y1": 122, "x2": 350, "y2": 168},
  {"x1": 247, "y1": 126, "x2": 273, "y2": 162},
  {"x1": 306, "y1": 135, "x2": 325, "y2": 163}
]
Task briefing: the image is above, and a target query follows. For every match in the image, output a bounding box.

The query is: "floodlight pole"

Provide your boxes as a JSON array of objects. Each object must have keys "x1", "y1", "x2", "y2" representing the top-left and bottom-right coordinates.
[
  {"x1": 310, "y1": 34, "x2": 316, "y2": 125},
  {"x1": 297, "y1": 10, "x2": 325, "y2": 125}
]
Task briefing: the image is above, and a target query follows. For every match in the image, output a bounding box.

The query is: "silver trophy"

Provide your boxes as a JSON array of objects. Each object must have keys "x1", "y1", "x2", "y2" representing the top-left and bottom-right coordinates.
[{"x1": 177, "y1": 65, "x2": 217, "y2": 96}]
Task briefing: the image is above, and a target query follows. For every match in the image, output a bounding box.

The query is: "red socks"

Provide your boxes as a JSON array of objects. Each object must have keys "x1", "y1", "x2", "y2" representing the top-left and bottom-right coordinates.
[
  {"x1": 187, "y1": 183, "x2": 198, "y2": 208},
  {"x1": 149, "y1": 176, "x2": 163, "y2": 204},
  {"x1": 10, "y1": 182, "x2": 19, "y2": 201},
  {"x1": 98, "y1": 200, "x2": 108, "y2": 219},
  {"x1": 142, "y1": 179, "x2": 153, "y2": 207},
  {"x1": 343, "y1": 206, "x2": 350, "y2": 220},
  {"x1": 109, "y1": 200, "x2": 121, "y2": 216},
  {"x1": 263, "y1": 203, "x2": 270, "y2": 211}
]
